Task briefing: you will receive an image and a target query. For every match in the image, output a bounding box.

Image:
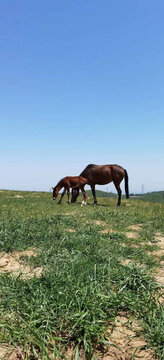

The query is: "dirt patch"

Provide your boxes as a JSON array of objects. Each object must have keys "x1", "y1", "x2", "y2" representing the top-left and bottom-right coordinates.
[
  {"x1": 66, "y1": 228, "x2": 77, "y2": 233},
  {"x1": 153, "y1": 233, "x2": 164, "y2": 286},
  {"x1": 63, "y1": 212, "x2": 76, "y2": 216},
  {"x1": 125, "y1": 224, "x2": 143, "y2": 240},
  {"x1": 0, "y1": 248, "x2": 43, "y2": 279},
  {"x1": 154, "y1": 232, "x2": 164, "y2": 247},
  {"x1": 125, "y1": 232, "x2": 139, "y2": 239},
  {"x1": 155, "y1": 268, "x2": 164, "y2": 285},
  {"x1": 153, "y1": 249, "x2": 164, "y2": 258},
  {"x1": 13, "y1": 248, "x2": 38, "y2": 258},
  {"x1": 121, "y1": 259, "x2": 140, "y2": 266},
  {"x1": 90, "y1": 220, "x2": 107, "y2": 226},
  {"x1": 121, "y1": 259, "x2": 133, "y2": 265},
  {"x1": 0, "y1": 346, "x2": 25, "y2": 360},
  {"x1": 0, "y1": 345, "x2": 8, "y2": 359},
  {"x1": 98, "y1": 315, "x2": 155, "y2": 360},
  {"x1": 128, "y1": 224, "x2": 143, "y2": 231},
  {"x1": 101, "y1": 229, "x2": 116, "y2": 234},
  {"x1": 14, "y1": 195, "x2": 23, "y2": 198}
]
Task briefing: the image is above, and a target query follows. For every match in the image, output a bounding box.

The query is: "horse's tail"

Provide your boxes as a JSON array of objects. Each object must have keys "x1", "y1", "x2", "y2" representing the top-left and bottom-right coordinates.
[{"x1": 124, "y1": 169, "x2": 129, "y2": 199}]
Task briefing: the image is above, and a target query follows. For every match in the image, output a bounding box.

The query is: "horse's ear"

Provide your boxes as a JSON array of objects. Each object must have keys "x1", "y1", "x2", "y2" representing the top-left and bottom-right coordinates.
[{"x1": 52, "y1": 187, "x2": 54, "y2": 190}]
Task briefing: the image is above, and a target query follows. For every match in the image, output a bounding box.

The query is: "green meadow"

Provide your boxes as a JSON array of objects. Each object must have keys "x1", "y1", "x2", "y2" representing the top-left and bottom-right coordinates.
[{"x1": 0, "y1": 190, "x2": 164, "y2": 359}]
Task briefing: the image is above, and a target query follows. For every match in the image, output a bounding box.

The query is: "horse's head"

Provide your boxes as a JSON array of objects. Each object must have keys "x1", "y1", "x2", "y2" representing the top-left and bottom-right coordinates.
[
  {"x1": 52, "y1": 186, "x2": 59, "y2": 200},
  {"x1": 71, "y1": 187, "x2": 80, "y2": 203}
]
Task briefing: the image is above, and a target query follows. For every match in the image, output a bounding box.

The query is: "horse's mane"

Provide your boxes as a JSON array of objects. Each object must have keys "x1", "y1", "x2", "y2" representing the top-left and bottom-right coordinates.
[
  {"x1": 80, "y1": 164, "x2": 97, "y2": 177},
  {"x1": 82, "y1": 164, "x2": 96, "y2": 171}
]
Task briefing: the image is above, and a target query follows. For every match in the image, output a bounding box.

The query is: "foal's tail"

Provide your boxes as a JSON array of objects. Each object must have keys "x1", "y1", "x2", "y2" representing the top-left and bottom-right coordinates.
[{"x1": 124, "y1": 169, "x2": 129, "y2": 199}]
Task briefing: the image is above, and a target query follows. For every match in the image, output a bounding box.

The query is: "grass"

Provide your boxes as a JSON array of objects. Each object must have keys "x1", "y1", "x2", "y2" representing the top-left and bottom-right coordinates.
[
  {"x1": 86, "y1": 190, "x2": 117, "y2": 198},
  {"x1": 137, "y1": 191, "x2": 164, "y2": 203},
  {"x1": 0, "y1": 190, "x2": 164, "y2": 359}
]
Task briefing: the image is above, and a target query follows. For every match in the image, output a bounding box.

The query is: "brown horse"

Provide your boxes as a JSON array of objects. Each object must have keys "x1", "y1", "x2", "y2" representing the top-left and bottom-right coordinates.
[
  {"x1": 52, "y1": 176, "x2": 88, "y2": 205},
  {"x1": 71, "y1": 164, "x2": 129, "y2": 206}
]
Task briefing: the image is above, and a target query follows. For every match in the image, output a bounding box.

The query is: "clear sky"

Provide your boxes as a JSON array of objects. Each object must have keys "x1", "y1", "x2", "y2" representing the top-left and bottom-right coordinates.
[{"x1": 0, "y1": 0, "x2": 164, "y2": 193}]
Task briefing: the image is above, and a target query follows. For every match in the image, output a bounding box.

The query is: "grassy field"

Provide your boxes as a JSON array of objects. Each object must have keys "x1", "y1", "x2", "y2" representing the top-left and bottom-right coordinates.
[
  {"x1": 137, "y1": 191, "x2": 164, "y2": 204},
  {"x1": 86, "y1": 190, "x2": 164, "y2": 203},
  {"x1": 0, "y1": 190, "x2": 164, "y2": 359},
  {"x1": 86, "y1": 190, "x2": 117, "y2": 198}
]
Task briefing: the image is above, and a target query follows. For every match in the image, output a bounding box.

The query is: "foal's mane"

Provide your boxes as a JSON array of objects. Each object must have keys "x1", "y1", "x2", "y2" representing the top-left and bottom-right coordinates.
[{"x1": 56, "y1": 177, "x2": 65, "y2": 187}]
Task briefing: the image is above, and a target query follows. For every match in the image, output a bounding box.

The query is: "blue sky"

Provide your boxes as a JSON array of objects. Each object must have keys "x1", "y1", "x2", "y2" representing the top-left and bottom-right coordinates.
[{"x1": 0, "y1": 0, "x2": 164, "y2": 193}]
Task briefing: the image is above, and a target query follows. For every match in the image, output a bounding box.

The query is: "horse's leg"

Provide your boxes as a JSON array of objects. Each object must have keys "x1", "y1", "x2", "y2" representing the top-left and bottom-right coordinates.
[
  {"x1": 113, "y1": 182, "x2": 122, "y2": 206},
  {"x1": 80, "y1": 185, "x2": 87, "y2": 206},
  {"x1": 91, "y1": 185, "x2": 97, "y2": 205},
  {"x1": 67, "y1": 187, "x2": 71, "y2": 204},
  {"x1": 58, "y1": 188, "x2": 66, "y2": 204}
]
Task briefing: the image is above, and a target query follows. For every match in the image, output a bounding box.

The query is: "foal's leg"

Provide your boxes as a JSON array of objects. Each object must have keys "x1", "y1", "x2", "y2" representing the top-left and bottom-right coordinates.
[
  {"x1": 80, "y1": 185, "x2": 87, "y2": 206},
  {"x1": 91, "y1": 185, "x2": 97, "y2": 205},
  {"x1": 58, "y1": 188, "x2": 66, "y2": 204},
  {"x1": 113, "y1": 182, "x2": 122, "y2": 206}
]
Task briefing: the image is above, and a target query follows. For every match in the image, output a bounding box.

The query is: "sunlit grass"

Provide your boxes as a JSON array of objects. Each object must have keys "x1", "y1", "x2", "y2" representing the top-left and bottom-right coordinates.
[{"x1": 0, "y1": 190, "x2": 164, "y2": 359}]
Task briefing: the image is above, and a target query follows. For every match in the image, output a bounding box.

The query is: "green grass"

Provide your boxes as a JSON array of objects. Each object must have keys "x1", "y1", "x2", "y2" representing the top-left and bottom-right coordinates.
[
  {"x1": 133, "y1": 191, "x2": 164, "y2": 203},
  {"x1": 0, "y1": 190, "x2": 164, "y2": 359},
  {"x1": 86, "y1": 189, "x2": 164, "y2": 203},
  {"x1": 137, "y1": 191, "x2": 164, "y2": 203},
  {"x1": 86, "y1": 189, "x2": 117, "y2": 198}
]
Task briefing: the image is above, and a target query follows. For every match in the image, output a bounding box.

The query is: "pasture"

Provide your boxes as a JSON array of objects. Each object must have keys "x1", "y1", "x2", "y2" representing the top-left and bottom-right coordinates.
[{"x1": 0, "y1": 190, "x2": 164, "y2": 360}]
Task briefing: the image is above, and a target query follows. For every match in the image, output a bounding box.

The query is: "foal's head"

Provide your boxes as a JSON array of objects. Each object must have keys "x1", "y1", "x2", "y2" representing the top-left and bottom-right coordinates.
[{"x1": 52, "y1": 186, "x2": 59, "y2": 200}]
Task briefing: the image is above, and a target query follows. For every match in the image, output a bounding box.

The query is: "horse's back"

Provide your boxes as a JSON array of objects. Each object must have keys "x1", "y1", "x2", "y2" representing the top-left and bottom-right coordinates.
[
  {"x1": 110, "y1": 164, "x2": 125, "y2": 175},
  {"x1": 80, "y1": 164, "x2": 125, "y2": 185},
  {"x1": 63, "y1": 176, "x2": 87, "y2": 188}
]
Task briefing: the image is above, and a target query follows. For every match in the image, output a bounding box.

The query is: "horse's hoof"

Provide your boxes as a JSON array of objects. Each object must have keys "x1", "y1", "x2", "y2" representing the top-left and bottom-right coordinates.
[{"x1": 93, "y1": 203, "x2": 97, "y2": 206}]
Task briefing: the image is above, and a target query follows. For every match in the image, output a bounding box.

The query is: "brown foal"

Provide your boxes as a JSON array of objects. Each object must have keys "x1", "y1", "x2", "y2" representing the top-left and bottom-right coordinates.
[{"x1": 52, "y1": 176, "x2": 88, "y2": 205}]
